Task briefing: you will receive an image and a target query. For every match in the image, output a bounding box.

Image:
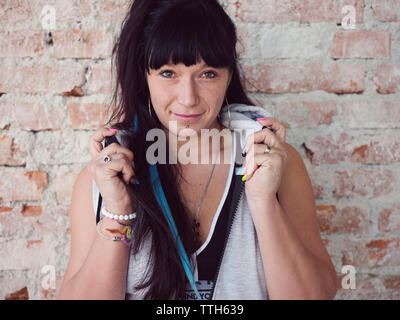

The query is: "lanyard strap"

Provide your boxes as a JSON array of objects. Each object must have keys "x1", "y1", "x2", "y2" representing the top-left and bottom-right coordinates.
[{"x1": 149, "y1": 163, "x2": 201, "y2": 299}]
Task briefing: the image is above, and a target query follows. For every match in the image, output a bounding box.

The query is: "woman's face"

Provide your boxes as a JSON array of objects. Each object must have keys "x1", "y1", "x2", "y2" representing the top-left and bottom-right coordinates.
[{"x1": 146, "y1": 58, "x2": 232, "y2": 137}]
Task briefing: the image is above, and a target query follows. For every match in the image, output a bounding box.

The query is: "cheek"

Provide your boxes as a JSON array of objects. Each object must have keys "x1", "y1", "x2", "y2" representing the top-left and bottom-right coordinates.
[{"x1": 203, "y1": 86, "x2": 226, "y2": 107}]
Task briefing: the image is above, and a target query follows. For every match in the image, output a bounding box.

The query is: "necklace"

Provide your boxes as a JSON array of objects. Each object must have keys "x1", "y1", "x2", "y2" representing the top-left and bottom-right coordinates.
[{"x1": 186, "y1": 141, "x2": 221, "y2": 249}]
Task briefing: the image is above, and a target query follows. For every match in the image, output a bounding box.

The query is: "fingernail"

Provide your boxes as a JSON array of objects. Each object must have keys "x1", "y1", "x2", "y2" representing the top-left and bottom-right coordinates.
[
  {"x1": 109, "y1": 128, "x2": 118, "y2": 132},
  {"x1": 257, "y1": 118, "x2": 266, "y2": 121},
  {"x1": 242, "y1": 174, "x2": 247, "y2": 182},
  {"x1": 236, "y1": 166, "x2": 243, "y2": 175},
  {"x1": 126, "y1": 179, "x2": 130, "y2": 185},
  {"x1": 133, "y1": 177, "x2": 140, "y2": 185}
]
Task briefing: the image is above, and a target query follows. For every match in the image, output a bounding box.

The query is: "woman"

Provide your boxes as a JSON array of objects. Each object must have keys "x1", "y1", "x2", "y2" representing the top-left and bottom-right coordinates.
[{"x1": 58, "y1": 0, "x2": 338, "y2": 300}]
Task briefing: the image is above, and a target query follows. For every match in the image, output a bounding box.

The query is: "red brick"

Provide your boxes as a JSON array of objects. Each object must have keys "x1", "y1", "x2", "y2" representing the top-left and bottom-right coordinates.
[
  {"x1": 335, "y1": 273, "x2": 400, "y2": 299},
  {"x1": 374, "y1": 65, "x2": 400, "y2": 94},
  {"x1": 21, "y1": 205, "x2": 42, "y2": 217},
  {"x1": 329, "y1": 30, "x2": 391, "y2": 59},
  {"x1": 4, "y1": 287, "x2": 29, "y2": 300},
  {"x1": 0, "y1": 99, "x2": 63, "y2": 131},
  {"x1": 349, "y1": 134, "x2": 400, "y2": 164},
  {"x1": 342, "y1": 237, "x2": 400, "y2": 267},
  {"x1": 0, "y1": 63, "x2": 86, "y2": 94},
  {"x1": 275, "y1": 101, "x2": 338, "y2": 129},
  {"x1": 0, "y1": 170, "x2": 48, "y2": 201},
  {"x1": 316, "y1": 205, "x2": 369, "y2": 234},
  {"x1": 342, "y1": 100, "x2": 400, "y2": 128},
  {"x1": 382, "y1": 275, "x2": 400, "y2": 290},
  {"x1": 67, "y1": 101, "x2": 110, "y2": 130},
  {"x1": 230, "y1": 0, "x2": 364, "y2": 23},
  {"x1": 307, "y1": 132, "x2": 354, "y2": 164},
  {"x1": 52, "y1": 30, "x2": 113, "y2": 59},
  {"x1": 243, "y1": 62, "x2": 365, "y2": 94},
  {"x1": 0, "y1": 135, "x2": 26, "y2": 166},
  {"x1": 379, "y1": 206, "x2": 400, "y2": 232},
  {"x1": 303, "y1": 130, "x2": 400, "y2": 165},
  {"x1": 333, "y1": 169, "x2": 395, "y2": 198},
  {"x1": 0, "y1": 30, "x2": 45, "y2": 58},
  {"x1": 372, "y1": 0, "x2": 400, "y2": 22}
]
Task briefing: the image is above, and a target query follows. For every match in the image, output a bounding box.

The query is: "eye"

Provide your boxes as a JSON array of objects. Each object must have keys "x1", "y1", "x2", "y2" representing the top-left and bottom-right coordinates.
[
  {"x1": 202, "y1": 71, "x2": 217, "y2": 79},
  {"x1": 160, "y1": 70, "x2": 174, "y2": 78}
]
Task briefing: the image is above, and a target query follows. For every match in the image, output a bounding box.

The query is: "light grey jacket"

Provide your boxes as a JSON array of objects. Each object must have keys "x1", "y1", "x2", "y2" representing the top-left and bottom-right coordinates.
[{"x1": 92, "y1": 104, "x2": 272, "y2": 299}]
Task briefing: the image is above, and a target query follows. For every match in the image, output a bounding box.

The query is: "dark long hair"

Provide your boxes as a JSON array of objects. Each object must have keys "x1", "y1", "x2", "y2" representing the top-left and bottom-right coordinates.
[{"x1": 105, "y1": 0, "x2": 257, "y2": 299}]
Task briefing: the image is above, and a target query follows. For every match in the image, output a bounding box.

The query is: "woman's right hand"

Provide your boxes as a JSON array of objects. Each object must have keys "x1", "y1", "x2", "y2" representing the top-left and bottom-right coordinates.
[{"x1": 88, "y1": 127, "x2": 136, "y2": 214}]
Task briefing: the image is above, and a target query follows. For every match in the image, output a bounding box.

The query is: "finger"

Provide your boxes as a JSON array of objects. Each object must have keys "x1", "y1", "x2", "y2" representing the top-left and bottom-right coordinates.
[
  {"x1": 257, "y1": 117, "x2": 286, "y2": 143},
  {"x1": 101, "y1": 157, "x2": 135, "y2": 184},
  {"x1": 89, "y1": 127, "x2": 118, "y2": 159},
  {"x1": 242, "y1": 152, "x2": 274, "y2": 182},
  {"x1": 98, "y1": 142, "x2": 134, "y2": 163},
  {"x1": 244, "y1": 127, "x2": 282, "y2": 154}
]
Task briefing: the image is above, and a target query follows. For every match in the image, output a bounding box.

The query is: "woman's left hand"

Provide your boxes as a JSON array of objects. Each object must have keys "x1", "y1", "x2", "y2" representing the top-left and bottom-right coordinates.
[{"x1": 241, "y1": 117, "x2": 288, "y2": 203}]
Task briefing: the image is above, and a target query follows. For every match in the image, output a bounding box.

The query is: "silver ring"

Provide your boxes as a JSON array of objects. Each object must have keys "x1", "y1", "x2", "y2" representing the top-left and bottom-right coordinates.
[
  {"x1": 103, "y1": 155, "x2": 111, "y2": 163},
  {"x1": 264, "y1": 146, "x2": 271, "y2": 154}
]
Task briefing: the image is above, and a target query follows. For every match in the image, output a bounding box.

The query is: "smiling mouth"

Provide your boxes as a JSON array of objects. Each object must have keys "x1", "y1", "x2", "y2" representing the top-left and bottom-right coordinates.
[
  {"x1": 174, "y1": 112, "x2": 203, "y2": 117},
  {"x1": 173, "y1": 112, "x2": 204, "y2": 121}
]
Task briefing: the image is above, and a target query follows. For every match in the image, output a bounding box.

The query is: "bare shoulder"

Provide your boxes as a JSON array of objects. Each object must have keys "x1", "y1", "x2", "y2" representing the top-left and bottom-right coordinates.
[
  {"x1": 278, "y1": 142, "x2": 336, "y2": 274},
  {"x1": 61, "y1": 164, "x2": 97, "y2": 286}
]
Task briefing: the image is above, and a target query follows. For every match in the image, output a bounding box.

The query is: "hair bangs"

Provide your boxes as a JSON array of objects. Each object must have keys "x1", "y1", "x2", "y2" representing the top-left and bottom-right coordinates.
[{"x1": 145, "y1": 2, "x2": 235, "y2": 73}]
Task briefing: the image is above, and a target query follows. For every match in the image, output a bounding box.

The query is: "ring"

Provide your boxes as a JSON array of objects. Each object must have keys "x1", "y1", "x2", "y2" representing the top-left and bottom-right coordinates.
[
  {"x1": 103, "y1": 155, "x2": 111, "y2": 163},
  {"x1": 262, "y1": 125, "x2": 273, "y2": 131},
  {"x1": 264, "y1": 145, "x2": 271, "y2": 153}
]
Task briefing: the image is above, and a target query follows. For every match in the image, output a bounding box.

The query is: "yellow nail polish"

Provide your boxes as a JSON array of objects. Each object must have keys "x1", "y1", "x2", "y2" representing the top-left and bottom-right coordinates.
[{"x1": 242, "y1": 174, "x2": 247, "y2": 182}]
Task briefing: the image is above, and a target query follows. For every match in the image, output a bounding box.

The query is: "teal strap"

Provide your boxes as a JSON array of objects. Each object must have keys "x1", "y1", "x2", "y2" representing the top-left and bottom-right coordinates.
[
  {"x1": 149, "y1": 164, "x2": 201, "y2": 299},
  {"x1": 134, "y1": 113, "x2": 200, "y2": 299}
]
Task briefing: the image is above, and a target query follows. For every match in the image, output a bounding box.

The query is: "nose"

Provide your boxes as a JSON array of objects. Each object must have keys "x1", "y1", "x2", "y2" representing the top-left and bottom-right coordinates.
[{"x1": 177, "y1": 77, "x2": 199, "y2": 107}]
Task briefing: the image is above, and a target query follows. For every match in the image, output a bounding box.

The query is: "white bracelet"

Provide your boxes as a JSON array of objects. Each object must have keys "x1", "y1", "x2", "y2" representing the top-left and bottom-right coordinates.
[{"x1": 101, "y1": 207, "x2": 137, "y2": 221}]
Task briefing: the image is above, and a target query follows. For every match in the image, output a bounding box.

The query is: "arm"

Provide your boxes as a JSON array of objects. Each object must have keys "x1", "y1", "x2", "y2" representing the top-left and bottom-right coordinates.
[
  {"x1": 58, "y1": 165, "x2": 134, "y2": 300},
  {"x1": 248, "y1": 143, "x2": 339, "y2": 299}
]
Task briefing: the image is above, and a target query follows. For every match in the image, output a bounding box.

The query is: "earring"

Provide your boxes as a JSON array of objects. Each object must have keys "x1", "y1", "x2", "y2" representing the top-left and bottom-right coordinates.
[{"x1": 148, "y1": 99, "x2": 152, "y2": 118}]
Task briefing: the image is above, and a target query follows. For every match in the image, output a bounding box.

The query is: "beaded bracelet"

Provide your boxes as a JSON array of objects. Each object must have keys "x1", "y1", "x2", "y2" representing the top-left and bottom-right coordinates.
[
  {"x1": 101, "y1": 207, "x2": 136, "y2": 221},
  {"x1": 103, "y1": 215, "x2": 132, "y2": 227}
]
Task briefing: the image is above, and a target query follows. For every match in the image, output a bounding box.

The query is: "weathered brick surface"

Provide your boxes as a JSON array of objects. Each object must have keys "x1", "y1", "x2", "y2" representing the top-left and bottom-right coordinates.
[{"x1": 0, "y1": 0, "x2": 399, "y2": 300}]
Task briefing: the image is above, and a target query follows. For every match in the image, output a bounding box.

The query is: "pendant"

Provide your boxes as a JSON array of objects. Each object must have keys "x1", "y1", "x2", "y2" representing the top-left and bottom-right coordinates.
[{"x1": 192, "y1": 218, "x2": 201, "y2": 247}]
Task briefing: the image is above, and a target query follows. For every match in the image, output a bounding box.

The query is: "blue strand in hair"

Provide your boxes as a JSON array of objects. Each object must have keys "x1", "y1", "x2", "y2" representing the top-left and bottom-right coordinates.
[
  {"x1": 149, "y1": 164, "x2": 201, "y2": 299},
  {"x1": 133, "y1": 113, "x2": 200, "y2": 299}
]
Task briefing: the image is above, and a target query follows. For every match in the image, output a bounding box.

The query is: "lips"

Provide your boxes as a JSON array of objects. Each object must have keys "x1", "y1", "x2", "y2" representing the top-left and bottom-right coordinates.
[
  {"x1": 173, "y1": 112, "x2": 203, "y2": 121},
  {"x1": 174, "y1": 113, "x2": 203, "y2": 118}
]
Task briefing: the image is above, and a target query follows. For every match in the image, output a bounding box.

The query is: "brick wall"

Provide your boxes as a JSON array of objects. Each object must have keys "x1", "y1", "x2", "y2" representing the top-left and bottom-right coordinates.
[{"x1": 0, "y1": 0, "x2": 399, "y2": 300}]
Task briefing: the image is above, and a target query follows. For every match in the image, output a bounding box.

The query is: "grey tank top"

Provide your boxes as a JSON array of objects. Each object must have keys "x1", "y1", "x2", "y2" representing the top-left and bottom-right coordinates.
[{"x1": 92, "y1": 129, "x2": 269, "y2": 300}]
